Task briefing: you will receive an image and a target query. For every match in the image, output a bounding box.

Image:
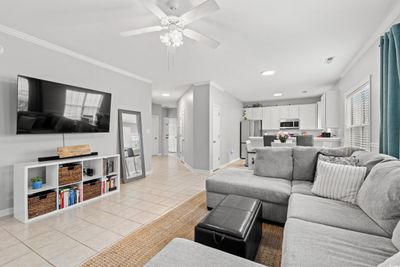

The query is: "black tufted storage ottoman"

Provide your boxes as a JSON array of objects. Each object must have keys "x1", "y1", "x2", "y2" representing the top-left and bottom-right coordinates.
[{"x1": 195, "y1": 194, "x2": 262, "y2": 261}]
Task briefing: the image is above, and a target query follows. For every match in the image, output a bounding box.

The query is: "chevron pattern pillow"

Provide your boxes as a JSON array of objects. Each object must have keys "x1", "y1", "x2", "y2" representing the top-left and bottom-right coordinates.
[{"x1": 312, "y1": 160, "x2": 367, "y2": 204}]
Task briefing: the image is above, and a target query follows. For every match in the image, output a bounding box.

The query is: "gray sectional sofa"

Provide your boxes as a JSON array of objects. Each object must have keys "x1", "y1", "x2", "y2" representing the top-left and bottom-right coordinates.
[{"x1": 206, "y1": 147, "x2": 400, "y2": 266}]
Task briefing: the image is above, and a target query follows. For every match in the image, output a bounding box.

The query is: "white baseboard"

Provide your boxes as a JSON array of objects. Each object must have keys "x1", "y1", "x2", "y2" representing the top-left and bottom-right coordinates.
[
  {"x1": 181, "y1": 161, "x2": 212, "y2": 174},
  {"x1": 217, "y1": 158, "x2": 241, "y2": 170},
  {"x1": 0, "y1": 208, "x2": 13, "y2": 218}
]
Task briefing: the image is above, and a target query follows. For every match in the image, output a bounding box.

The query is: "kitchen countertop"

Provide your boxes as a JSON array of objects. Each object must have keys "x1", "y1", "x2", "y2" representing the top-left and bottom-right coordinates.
[{"x1": 249, "y1": 136, "x2": 341, "y2": 142}]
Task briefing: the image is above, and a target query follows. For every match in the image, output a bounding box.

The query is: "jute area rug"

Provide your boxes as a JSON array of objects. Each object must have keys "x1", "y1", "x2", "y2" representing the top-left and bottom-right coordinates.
[{"x1": 83, "y1": 192, "x2": 283, "y2": 267}]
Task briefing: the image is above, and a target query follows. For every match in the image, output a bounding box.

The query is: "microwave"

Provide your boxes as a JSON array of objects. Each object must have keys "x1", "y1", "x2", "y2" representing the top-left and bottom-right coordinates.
[{"x1": 280, "y1": 119, "x2": 299, "y2": 129}]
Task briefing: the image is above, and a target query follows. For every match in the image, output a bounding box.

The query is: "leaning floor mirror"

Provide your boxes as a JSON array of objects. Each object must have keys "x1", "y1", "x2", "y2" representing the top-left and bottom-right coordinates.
[{"x1": 118, "y1": 109, "x2": 146, "y2": 183}]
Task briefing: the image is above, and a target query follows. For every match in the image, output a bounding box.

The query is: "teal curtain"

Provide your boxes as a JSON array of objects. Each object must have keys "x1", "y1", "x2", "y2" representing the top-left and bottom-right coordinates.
[{"x1": 380, "y1": 23, "x2": 400, "y2": 158}]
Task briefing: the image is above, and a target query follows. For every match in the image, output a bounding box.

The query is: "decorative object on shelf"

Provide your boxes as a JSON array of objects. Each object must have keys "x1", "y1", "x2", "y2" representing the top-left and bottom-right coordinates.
[
  {"x1": 252, "y1": 103, "x2": 262, "y2": 108},
  {"x1": 59, "y1": 163, "x2": 82, "y2": 186},
  {"x1": 84, "y1": 168, "x2": 94, "y2": 177},
  {"x1": 57, "y1": 144, "x2": 91, "y2": 159},
  {"x1": 31, "y1": 176, "x2": 43, "y2": 190},
  {"x1": 118, "y1": 109, "x2": 146, "y2": 183},
  {"x1": 277, "y1": 131, "x2": 289, "y2": 143},
  {"x1": 28, "y1": 191, "x2": 57, "y2": 219},
  {"x1": 242, "y1": 110, "x2": 247, "y2": 120}
]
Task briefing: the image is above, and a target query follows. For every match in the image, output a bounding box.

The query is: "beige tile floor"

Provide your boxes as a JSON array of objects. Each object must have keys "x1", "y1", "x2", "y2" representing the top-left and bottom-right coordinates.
[{"x1": 0, "y1": 155, "x2": 209, "y2": 267}]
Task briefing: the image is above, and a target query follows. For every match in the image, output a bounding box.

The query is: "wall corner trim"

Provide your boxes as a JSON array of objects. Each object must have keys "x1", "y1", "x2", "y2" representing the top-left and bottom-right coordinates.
[{"x1": 0, "y1": 24, "x2": 152, "y2": 84}]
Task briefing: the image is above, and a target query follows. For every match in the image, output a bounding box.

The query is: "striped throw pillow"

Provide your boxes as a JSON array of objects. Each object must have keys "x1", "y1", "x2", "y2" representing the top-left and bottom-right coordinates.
[{"x1": 312, "y1": 160, "x2": 367, "y2": 204}]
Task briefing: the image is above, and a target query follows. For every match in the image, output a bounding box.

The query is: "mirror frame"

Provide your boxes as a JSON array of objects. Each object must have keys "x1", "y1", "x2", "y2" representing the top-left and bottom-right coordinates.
[{"x1": 118, "y1": 109, "x2": 146, "y2": 183}]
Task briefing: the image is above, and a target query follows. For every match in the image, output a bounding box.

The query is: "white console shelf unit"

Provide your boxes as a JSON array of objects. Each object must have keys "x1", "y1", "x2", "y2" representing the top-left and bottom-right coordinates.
[{"x1": 14, "y1": 154, "x2": 120, "y2": 223}]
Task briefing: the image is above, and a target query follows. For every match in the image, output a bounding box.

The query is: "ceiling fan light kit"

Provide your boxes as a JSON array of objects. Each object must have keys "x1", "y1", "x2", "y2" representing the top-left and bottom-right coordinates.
[{"x1": 121, "y1": 0, "x2": 220, "y2": 49}]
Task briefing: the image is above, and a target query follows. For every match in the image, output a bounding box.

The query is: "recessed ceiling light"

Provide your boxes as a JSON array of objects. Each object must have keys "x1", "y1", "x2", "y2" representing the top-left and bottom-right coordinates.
[
  {"x1": 273, "y1": 93, "x2": 283, "y2": 97},
  {"x1": 325, "y1": 56, "x2": 335, "y2": 64},
  {"x1": 261, "y1": 70, "x2": 276, "y2": 76},
  {"x1": 161, "y1": 93, "x2": 170, "y2": 97}
]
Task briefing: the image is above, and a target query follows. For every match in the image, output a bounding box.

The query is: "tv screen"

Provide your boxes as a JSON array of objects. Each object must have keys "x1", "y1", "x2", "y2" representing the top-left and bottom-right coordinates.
[{"x1": 17, "y1": 75, "x2": 112, "y2": 134}]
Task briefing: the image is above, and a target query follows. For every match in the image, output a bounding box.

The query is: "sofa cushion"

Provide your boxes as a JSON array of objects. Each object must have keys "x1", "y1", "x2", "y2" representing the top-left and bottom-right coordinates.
[
  {"x1": 254, "y1": 147, "x2": 293, "y2": 180},
  {"x1": 378, "y1": 252, "x2": 400, "y2": 267},
  {"x1": 206, "y1": 168, "x2": 291, "y2": 205},
  {"x1": 292, "y1": 147, "x2": 320, "y2": 181},
  {"x1": 320, "y1": 147, "x2": 363, "y2": 157},
  {"x1": 291, "y1": 180, "x2": 314, "y2": 196},
  {"x1": 145, "y1": 238, "x2": 264, "y2": 267},
  {"x1": 288, "y1": 194, "x2": 389, "y2": 237},
  {"x1": 393, "y1": 221, "x2": 400, "y2": 250},
  {"x1": 312, "y1": 161, "x2": 366, "y2": 204},
  {"x1": 352, "y1": 150, "x2": 397, "y2": 175},
  {"x1": 282, "y1": 218, "x2": 398, "y2": 267},
  {"x1": 357, "y1": 161, "x2": 400, "y2": 235}
]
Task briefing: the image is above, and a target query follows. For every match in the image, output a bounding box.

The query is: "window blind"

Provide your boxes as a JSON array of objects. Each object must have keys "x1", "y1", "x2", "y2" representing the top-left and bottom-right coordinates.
[{"x1": 345, "y1": 82, "x2": 370, "y2": 150}]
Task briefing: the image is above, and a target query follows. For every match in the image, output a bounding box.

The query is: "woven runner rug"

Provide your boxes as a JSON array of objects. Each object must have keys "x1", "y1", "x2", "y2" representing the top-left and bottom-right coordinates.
[{"x1": 83, "y1": 192, "x2": 283, "y2": 267}]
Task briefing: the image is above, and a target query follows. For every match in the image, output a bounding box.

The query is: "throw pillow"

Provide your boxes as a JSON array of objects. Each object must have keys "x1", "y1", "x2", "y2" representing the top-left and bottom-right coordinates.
[
  {"x1": 357, "y1": 161, "x2": 400, "y2": 235},
  {"x1": 312, "y1": 161, "x2": 367, "y2": 204},
  {"x1": 318, "y1": 154, "x2": 359, "y2": 166}
]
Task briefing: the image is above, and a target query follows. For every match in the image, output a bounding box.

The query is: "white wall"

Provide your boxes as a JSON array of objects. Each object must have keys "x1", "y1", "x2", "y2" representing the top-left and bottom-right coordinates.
[
  {"x1": 177, "y1": 88, "x2": 195, "y2": 167},
  {"x1": 177, "y1": 82, "x2": 241, "y2": 171},
  {"x1": 210, "y1": 84, "x2": 242, "y2": 166},
  {"x1": 0, "y1": 32, "x2": 152, "y2": 212},
  {"x1": 333, "y1": 15, "x2": 400, "y2": 152}
]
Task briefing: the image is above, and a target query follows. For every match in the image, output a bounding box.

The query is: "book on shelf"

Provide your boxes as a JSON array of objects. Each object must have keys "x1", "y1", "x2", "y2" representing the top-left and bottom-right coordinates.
[
  {"x1": 59, "y1": 185, "x2": 82, "y2": 209},
  {"x1": 103, "y1": 158, "x2": 115, "y2": 176},
  {"x1": 104, "y1": 175, "x2": 117, "y2": 193}
]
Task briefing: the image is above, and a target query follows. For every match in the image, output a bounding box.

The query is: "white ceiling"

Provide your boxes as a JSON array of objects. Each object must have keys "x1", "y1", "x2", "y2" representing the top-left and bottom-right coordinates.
[{"x1": 0, "y1": 0, "x2": 398, "y2": 107}]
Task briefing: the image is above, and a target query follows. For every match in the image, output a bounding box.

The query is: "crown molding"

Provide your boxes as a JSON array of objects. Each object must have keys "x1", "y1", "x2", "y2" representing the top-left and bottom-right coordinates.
[
  {"x1": 0, "y1": 24, "x2": 152, "y2": 84},
  {"x1": 340, "y1": 3, "x2": 400, "y2": 78}
]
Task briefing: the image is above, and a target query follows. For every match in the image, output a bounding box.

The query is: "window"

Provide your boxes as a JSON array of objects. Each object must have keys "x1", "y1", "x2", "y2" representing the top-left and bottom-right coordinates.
[
  {"x1": 64, "y1": 90, "x2": 104, "y2": 124},
  {"x1": 345, "y1": 82, "x2": 370, "y2": 150}
]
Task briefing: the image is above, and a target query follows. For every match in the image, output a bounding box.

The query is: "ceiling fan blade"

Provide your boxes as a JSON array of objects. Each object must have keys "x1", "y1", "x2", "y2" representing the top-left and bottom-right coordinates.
[
  {"x1": 183, "y1": 29, "x2": 219, "y2": 49},
  {"x1": 140, "y1": 0, "x2": 168, "y2": 20},
  {"x1": 180, "y1": 0, "x2": 220, "y2": 25},
  {"x1": 120, "y1": 25, "x2": 164, "y2": 37}
]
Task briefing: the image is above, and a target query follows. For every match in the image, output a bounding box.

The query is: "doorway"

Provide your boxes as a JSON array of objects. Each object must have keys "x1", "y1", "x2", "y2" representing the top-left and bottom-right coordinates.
[
  {"x1": 178, "y1": 110, "x2": 185, "y2": 161},
  {"x1": 168, "y1": 118, "x2": 178, "y2": 153},
  {"x1": 152, "y1": 115, "x2": 160, "y2": 155},
  {"x1": 212, "y1": 104, "x2": 221, "y2": 171}
]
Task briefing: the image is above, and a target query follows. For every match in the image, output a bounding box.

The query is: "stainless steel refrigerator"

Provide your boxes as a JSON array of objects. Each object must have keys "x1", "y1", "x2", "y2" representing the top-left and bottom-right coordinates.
[{"x1": 240, "y1": 120, "x2": 262, "y2": 159}]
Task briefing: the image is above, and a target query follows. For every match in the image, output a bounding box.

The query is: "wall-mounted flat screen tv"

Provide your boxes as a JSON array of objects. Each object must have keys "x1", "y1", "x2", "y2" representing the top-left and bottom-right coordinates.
[{"x1": 17, "y1": 75, "x2": 112, "y2": 134}]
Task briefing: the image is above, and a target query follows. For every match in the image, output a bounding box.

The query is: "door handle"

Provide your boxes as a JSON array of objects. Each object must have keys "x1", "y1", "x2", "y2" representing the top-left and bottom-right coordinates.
[{"x1": 213, "y1": 140, "x2": 216, "y2": 143}]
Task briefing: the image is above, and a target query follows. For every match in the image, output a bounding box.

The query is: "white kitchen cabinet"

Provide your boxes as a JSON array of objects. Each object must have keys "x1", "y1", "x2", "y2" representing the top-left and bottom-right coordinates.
[
  {"x1": 279, "y1": 105, "x2": 299, "y2": 119},
  {"x1": 319, "y1": 90, "x2": 340, "y2": 129},
  {"x1": 317, "y1": 102, "x2": 322, "y2": 129},
  {"x1": 288, "y1": 105, "x2": 299, "y2": 118},
  {"x1": 279, "y1": 105, "x2": 289, "y2": 119},
  {"x1": 263, "y1": 106, "x2": 280, "y2": 130},
  {"x1": 299, "y1": 104, "x2": 317, "y2": 130},
  {"x1": 252, "y1": 107, "x2": 263, "y2": 120},
  {"x1": 244, "y1": 108, "x2": 254, "y2": 120}
]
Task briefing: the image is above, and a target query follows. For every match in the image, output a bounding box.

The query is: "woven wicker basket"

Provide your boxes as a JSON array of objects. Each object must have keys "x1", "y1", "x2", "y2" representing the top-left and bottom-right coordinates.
[
  {"x1": 59, "y1": 164, "x2": 82, "y2": 186},
  {"x1": 28, "y1": 191, "x2": 57, "y2": 219},
  {"x1": 83, "y1": 180, "x2": 101, "y2": 201}
]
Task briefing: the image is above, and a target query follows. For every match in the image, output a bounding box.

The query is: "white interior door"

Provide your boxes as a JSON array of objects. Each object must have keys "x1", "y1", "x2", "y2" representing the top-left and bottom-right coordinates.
[
  {"x1": 168, "y1": 118, "x2": 178, "y2": 153},
  {"x1": 163, "y1": 118, "x2": 169, "y2": 155},
  {"x1": 152, "y1": 115, "x2": 160, "y2": 155},
  {"x1": 178, "y1": 110, "x2": 185, "y2": 161},
  {"x1": 212, "y1": 105, "x2": 221, "y2": 170}
]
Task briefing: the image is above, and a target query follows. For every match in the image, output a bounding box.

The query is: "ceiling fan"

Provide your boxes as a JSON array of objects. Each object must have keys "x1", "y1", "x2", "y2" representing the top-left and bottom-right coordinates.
[{"x1": 120, "y1": 0, "x2": 220, "y2": 49}]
